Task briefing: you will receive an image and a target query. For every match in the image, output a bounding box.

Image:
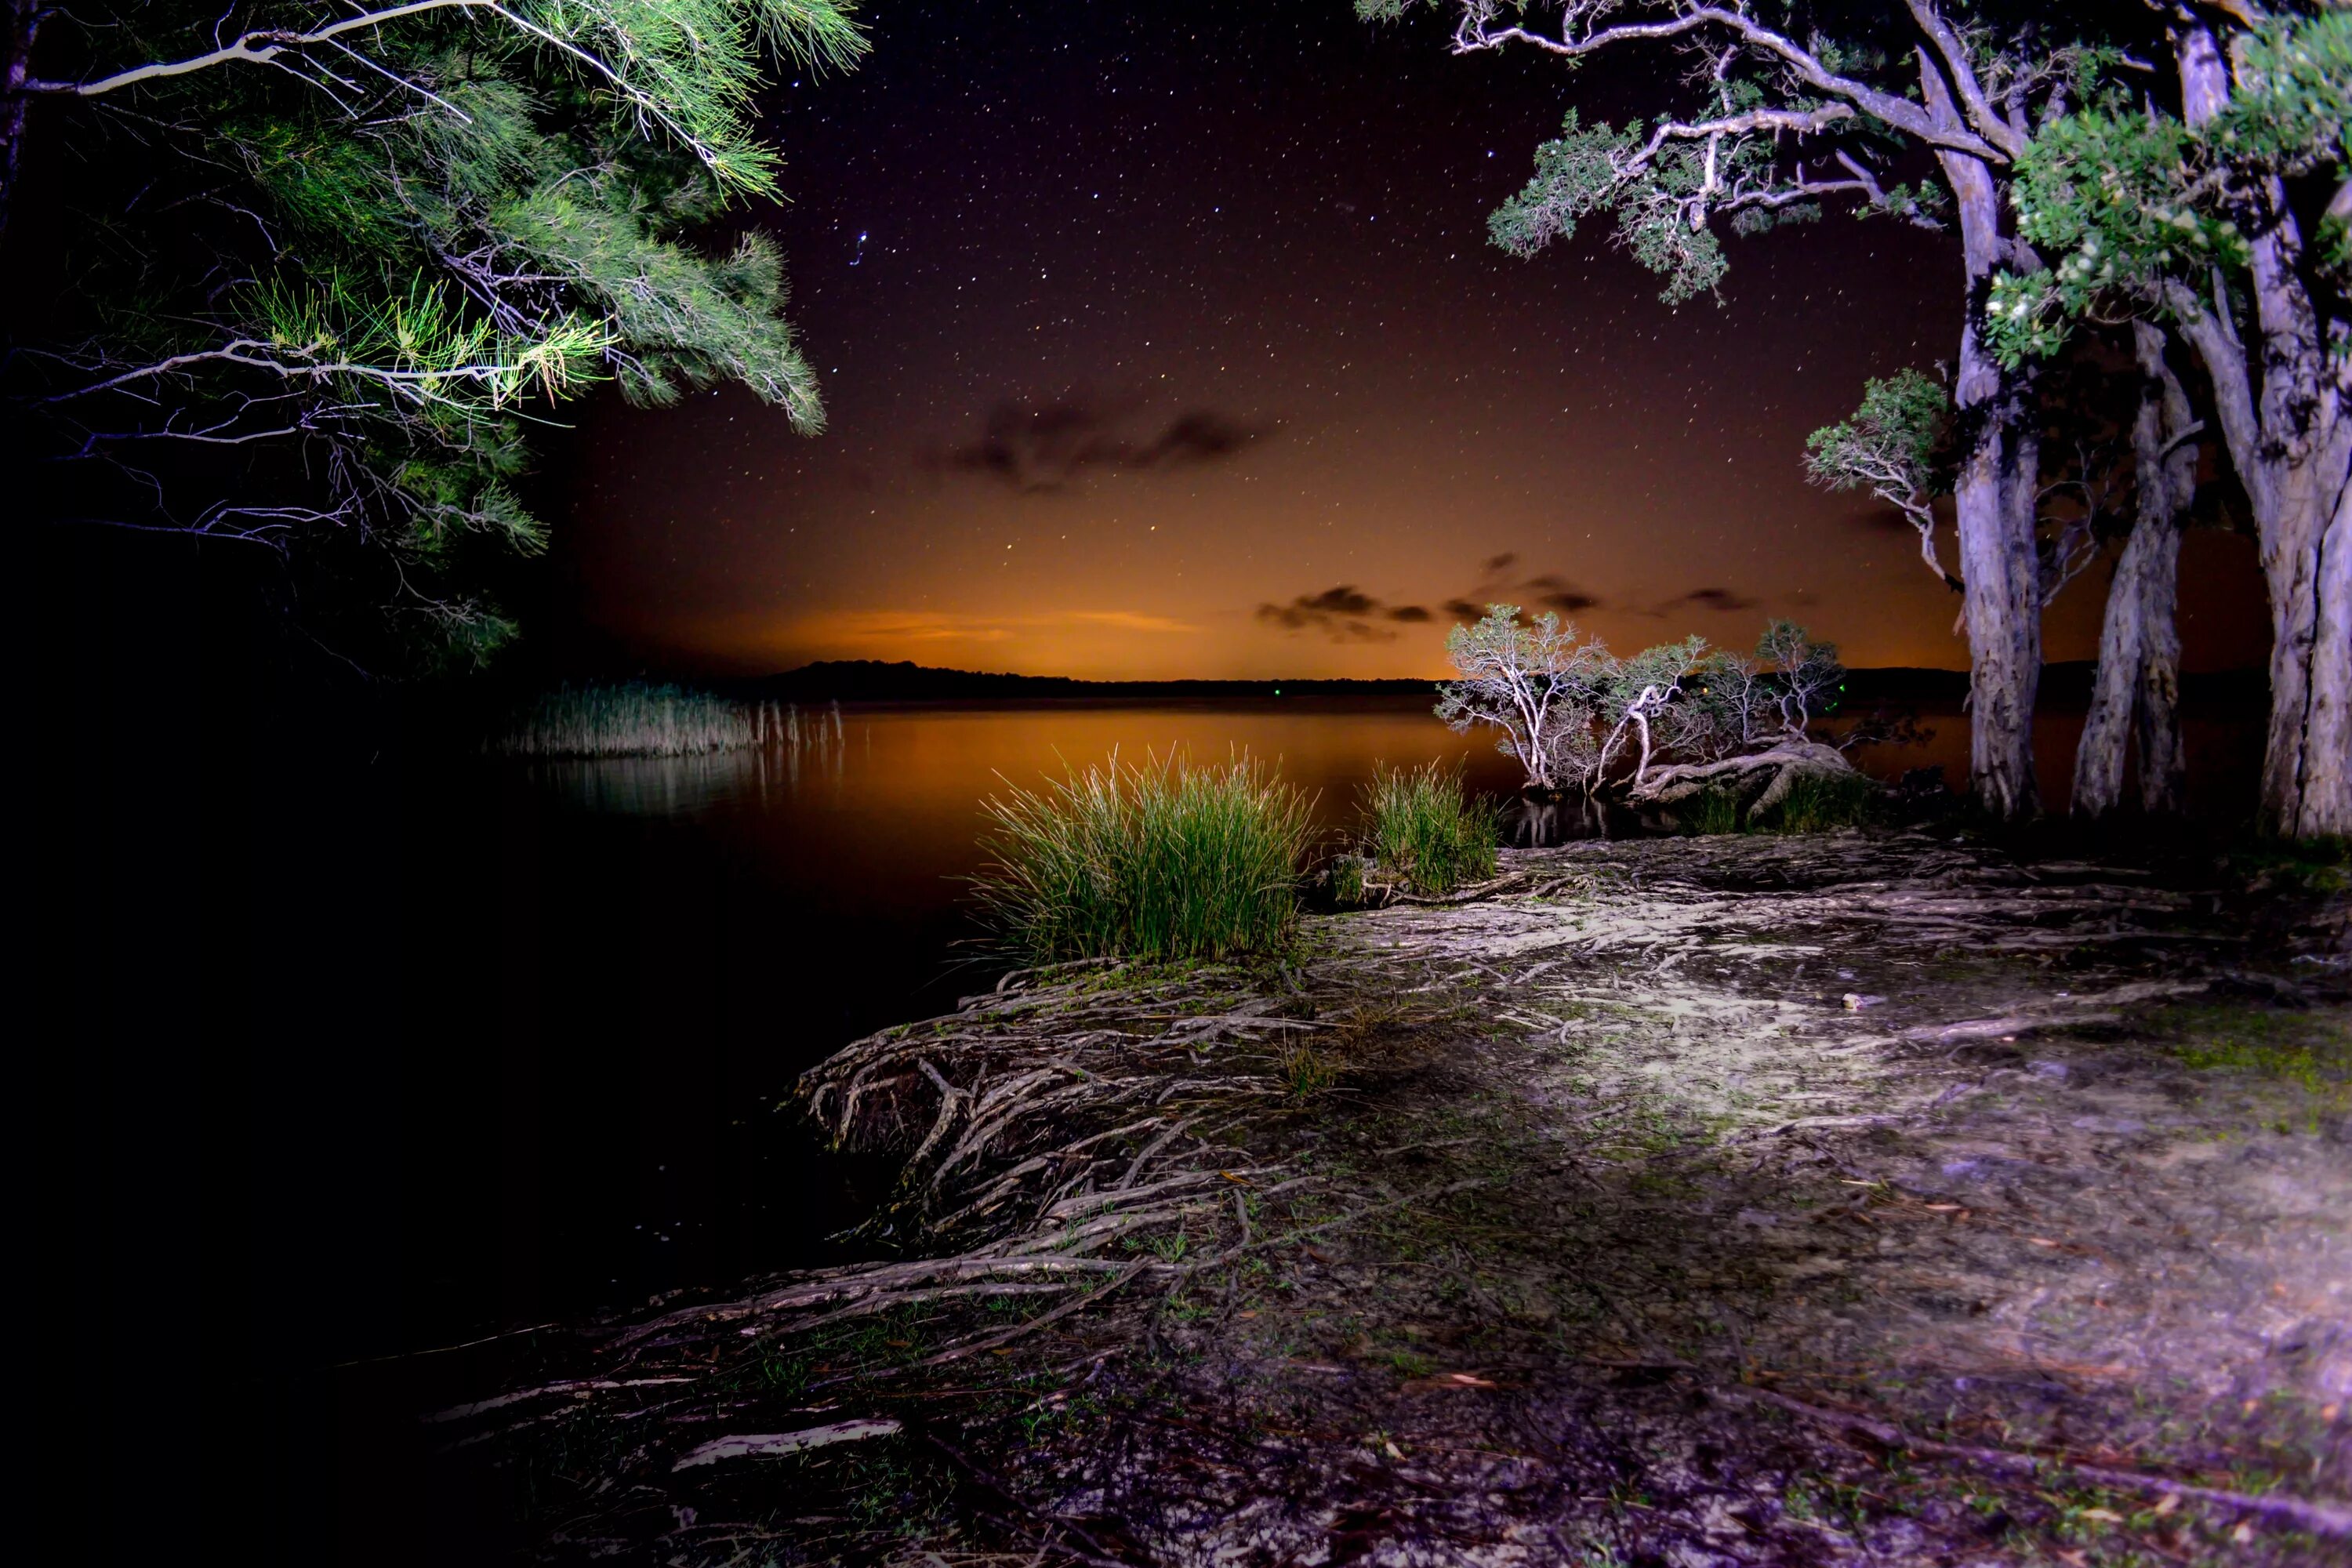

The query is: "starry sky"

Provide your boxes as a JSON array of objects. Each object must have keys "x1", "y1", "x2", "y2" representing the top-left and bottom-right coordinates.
[{"x1": 545, "y1": 0, "x2": 2269, "y2": 680}]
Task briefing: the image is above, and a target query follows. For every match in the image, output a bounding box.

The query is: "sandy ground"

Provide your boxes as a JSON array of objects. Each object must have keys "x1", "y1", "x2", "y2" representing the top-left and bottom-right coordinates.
[{"x1": 434, "y1": 828, "x2": 2352, "y2": 1566}]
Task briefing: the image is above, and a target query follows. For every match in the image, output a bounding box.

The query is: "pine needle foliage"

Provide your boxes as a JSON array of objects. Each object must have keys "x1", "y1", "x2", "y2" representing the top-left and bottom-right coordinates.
[
  {"x1": 5, "y1": 2, "x2": 865, "y2": 665},
  {"x1": 1359, "y1": 760, "x2": 1498, "y2": 895},
  {"x1": 971, "y1": 753, "x2": 1316, "y2": 966}
]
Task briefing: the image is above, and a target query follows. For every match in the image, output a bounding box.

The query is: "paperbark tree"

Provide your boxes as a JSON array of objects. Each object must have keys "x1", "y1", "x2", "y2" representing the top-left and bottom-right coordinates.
[
  {"x1": 1435, "y1": 606, "x2": 1616, "y2": 791},
  {"x1": 1805, "y1": 368, "x2": 1963, "y2": 593},
  {"x1": 1, "y1": 2, "x2": 863, "y2": 662},
  {"x1": 2073, "y1": 322, "x2": 2198, "y2": 820},
  {"x1": 1991, "y1": 5, "x2": 2352, "y2": 837},
  {"x1": 1363, "y1": 1, "x2": 2159, "y2": 820}
]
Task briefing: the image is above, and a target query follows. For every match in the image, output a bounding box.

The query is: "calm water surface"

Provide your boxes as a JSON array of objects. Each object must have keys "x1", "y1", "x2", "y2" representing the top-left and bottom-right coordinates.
[
  {"x1": 372, "y1": 693, "x2": 2266, "y2": 1355},
  {"x1": 389, "y1": 700, "x2": 1538, "y2": 1351}
]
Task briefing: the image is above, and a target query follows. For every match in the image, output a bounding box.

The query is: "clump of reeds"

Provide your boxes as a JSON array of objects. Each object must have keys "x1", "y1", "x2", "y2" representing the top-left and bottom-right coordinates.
[
  {"x1": 971, "y1": 752, "x2": 1315, "y2": 964},
  {"x1": 1678, "y1": 788, "x2": 1744, "y2": 837},
  {"x1": 1359, "y1": 760, "x2": 1500, "y2": 895},
  {"x1": 492, "y1": 681, "x2": 789, "y2": 758},
  {"x1": 1756, "y1": 769, "x2": 1884, "y2": 833}
]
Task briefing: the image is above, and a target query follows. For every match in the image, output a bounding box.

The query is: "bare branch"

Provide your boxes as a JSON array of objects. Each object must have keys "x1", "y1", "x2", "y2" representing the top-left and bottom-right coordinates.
[
  {"x1": 1448, "y1": 1, "x2": 2009, "y2": 162},
  {"x1": 23, "y1": 1, "x2": 493, "y2": 96}
]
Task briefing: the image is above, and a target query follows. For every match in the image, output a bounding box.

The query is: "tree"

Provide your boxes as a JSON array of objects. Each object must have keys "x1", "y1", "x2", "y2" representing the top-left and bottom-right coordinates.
[
  {"x1": 1806, "y1": 368, "x2": 1962, "y2": 592},
  {"x1": 1438, "y1": 606, "x2": 1853, "y2": 799},
  {"x1": 1435, "y1": 605, "x2": 1614, "y2": 791},
  {"x1": 1985, "y1": 5, "x2": 2350, "y2": 837},
  {"x1": 2072, "y1": 322, "x2": 2198, "y2": 821},
  {"x1": 1, "y1": 2, "x2": 863, "y2": 664},
  {"x1": 1594, "y1": 633, "x2": 1713, "y2": 789},
  {"x1": 1364, "y1": 0, "x2": 2165, "y2": 820}
]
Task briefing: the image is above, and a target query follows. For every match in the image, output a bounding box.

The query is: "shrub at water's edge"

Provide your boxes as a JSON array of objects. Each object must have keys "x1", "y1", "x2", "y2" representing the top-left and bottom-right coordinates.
[
  {"x1": 493, "y1": 682, "x2": 817, "y2": 757},
  {"x1": 972, "y1": 753, "x2": 1315, "y2": 964},
  {"x1": 1676, "y1": 769, "x2": 1885, "y2": 836},
  {"x1": 1361, "y1": 761, "x2": 1500, "y2": 895},
  {"x1": 1763, "y1": 769, "x2": 1886, "y2": 833}
]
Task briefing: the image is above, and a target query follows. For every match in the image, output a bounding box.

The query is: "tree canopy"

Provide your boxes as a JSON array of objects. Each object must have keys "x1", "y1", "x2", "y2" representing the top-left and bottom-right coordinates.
[{"x1": 2, "y1": 1, "x2": 864, "y2": 664}]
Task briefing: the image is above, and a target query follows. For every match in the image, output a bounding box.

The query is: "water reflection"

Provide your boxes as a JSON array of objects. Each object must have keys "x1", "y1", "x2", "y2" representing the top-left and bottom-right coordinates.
[
  {"x1": 1500, "y1": 792, "x2": 1635, "y2": 846},
  {"x1": 374, "y1": 693, "x2": 2263, "y2": 1363}
]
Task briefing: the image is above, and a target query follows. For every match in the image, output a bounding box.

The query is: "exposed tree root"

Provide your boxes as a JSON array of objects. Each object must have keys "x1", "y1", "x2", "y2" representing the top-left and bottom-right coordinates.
[{"x1": 421, "y1": 828, "x2": 2351, "y2": 1566}]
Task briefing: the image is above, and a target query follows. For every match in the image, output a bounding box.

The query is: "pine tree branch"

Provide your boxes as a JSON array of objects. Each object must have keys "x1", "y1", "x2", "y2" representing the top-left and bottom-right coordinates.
[{"x1": 22, "y1": 1, "x2": 493, "y2": 96}]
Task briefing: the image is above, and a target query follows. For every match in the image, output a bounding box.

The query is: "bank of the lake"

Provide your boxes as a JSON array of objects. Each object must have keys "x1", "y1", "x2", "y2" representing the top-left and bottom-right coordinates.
[{"x1": 419, "y1": 828, "x2": 2350, "y2": 1567}]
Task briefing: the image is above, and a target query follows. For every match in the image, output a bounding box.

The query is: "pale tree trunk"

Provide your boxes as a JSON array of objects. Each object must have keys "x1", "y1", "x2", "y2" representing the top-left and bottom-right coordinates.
[
  {"x1": 2170, "y1": 22, "x2": 2352, "y2": 839},
  {"x1": 2074, "y1": 322, "x2": 2194, "y2": 818},
  {"x1": 0, "y1": 2, "x2": 41, "y2": 239},
  {"x1": 1938, "y1": 143, "x2": 2042, "y2": 820}
]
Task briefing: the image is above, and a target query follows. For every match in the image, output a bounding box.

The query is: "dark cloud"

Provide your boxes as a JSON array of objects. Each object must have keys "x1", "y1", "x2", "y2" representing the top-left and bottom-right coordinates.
[
  {"x1": 1431, "y1": 564, "x2": 1606, "y2": 623},
  {"x1": 1258, "y1": 568, "x2": 1597, "y2": 641},
  {"x1": 1256, "y1": 584, "x2": 1401, "y2": 643},
  {"x1": 938, "y1": 400, "x2": 1270, "y2": 493},
  {"x1": 1664, "y1": 586, "x2": 1760, "y2": 613},
  {"x1": 1523, "y1": 573, "x2": 1602, "y2": 614}
]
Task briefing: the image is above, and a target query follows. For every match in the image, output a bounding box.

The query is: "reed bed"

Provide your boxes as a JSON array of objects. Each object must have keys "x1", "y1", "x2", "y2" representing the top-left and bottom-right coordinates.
[
  {"x1": 1359, "y1": 760, "x2": 1500, "y2": 895},
  {"x1": 492, "y1": 682, "x2": 822, "y2": 758},
  {"x1": 971, "y1": 751, "x2": 1315, "y2": 964}
]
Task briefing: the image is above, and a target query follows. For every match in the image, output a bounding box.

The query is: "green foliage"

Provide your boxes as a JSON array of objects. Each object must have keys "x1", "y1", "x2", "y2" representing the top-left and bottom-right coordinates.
[
  {"x1": 1679, "y1": 789, "x2": 1744, "y2": 837},
  {"x1": 1759, "y1": 769, "x2": 1884, "y2": 833},
  {"x1": 1359, "y1": 760, "x2": 1500, "y2": 895},
  {"x1": 493, "y1": 681, "x2": 776, "y2": 757},
  {"x1": 1805, "y1": 369, "x2": 1951, "y2": 507},
  {"x1": 971, "y1": 753, "x2": 1316, "y2": 965},
  {"x1": 1279, "y1": 1041, "x2": 1342, "y2": 1098},
  {"x1": 2215, "y1": 12, "x2": 2352, "y2": 179},
  {"x1": 1490, "y1": 111, "x2": 1731, "y2": 304},
  {"x1": 10, "y1": 1, "x2": 866, "y2": 663},
  {"x1": 1988, "y1": 9, "x2": 2352, "y2": 366}
]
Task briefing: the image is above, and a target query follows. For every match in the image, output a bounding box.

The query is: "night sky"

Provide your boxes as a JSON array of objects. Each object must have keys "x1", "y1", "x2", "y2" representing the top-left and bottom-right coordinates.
[{"x1": 550, "y1": 0, "x2": 2270, "y2": 680}]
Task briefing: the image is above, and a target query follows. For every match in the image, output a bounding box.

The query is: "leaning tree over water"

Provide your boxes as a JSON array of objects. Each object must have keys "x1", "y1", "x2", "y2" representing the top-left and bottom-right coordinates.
[
  {"x1": 0, "y1": 2, "x2": 863, "y2": 663},
  {"x1": 1364, "y1": 0, "x2": 2165, "y2": 822}
]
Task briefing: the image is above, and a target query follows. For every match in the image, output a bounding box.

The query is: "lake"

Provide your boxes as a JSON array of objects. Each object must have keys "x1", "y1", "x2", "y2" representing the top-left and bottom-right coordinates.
[
  {"x1": 368, "y1": 690, "x2": 2264, "y2": 1356},
  {"x1": 38, "y1": 686, "x2": 2260, "y2": 1559}
]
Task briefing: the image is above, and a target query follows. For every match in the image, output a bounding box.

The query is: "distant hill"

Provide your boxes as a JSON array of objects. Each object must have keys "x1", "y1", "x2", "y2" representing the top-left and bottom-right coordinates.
[
  {"x1": 742, "y1": 660, "x2": 1439, "y2": 702},
  {"x1": 738, "y1": 659, "x2": 2262, "y2": 706}
]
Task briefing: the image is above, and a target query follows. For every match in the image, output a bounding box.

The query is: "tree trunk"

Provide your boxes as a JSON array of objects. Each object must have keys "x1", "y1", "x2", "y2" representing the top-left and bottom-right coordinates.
[
  {"x1": 2075, "y1": 322, "x2": 2193, "y2": 819},
  {"x1": 0, "y1": 1, "x2": 41, "y2": 239},
  {"x1": 2172, "y1": 21, "x2": 2352, "y2": 840},
  {"x1": 1939, "y1": 145, "x2": 2042, "y2": 820},
  {"x1": 2132, "y1": 524, "x2": 2188, "y2": 818}
]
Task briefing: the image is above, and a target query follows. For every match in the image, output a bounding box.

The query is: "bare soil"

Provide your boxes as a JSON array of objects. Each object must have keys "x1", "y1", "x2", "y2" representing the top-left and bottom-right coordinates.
[{"x1": 430, "y1": 829, "x2": 2352, "y2": 1567}]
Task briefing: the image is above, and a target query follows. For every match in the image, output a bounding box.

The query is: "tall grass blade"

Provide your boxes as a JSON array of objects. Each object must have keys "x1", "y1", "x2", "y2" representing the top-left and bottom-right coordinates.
[{"x1": 971, "y1": 751, "x2": 1315, "y2": 964}]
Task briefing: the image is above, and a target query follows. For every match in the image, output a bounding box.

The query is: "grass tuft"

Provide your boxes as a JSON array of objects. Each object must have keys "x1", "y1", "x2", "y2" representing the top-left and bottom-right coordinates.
[
  {"x1": 1360, "y1": 760, "x2": 1501, "y2": 894},
  {"x1": 1678, "y1": 789, "x2": 1744, "y2": 837},
  {"x1": 971, "y1": 751, "x2": 1314, "y2": 964},
  {"x1": 1279, "y1": 1041, "x2": 1341, "y2": 1098},
  {"x1": 1761, "y1": 768, "x2": 1885, "y2": 833}
]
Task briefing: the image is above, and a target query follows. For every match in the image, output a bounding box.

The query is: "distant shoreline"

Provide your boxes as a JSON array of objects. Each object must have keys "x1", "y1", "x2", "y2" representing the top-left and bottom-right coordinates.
[{"x1": 720, "y1": 659, "x2": 2265, "y2": 709}]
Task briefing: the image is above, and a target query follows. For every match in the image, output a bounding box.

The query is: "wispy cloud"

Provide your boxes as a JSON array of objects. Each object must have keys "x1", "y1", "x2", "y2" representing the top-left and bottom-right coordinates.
[
  {"x1": 932, "y1": 398, "x2": 1272, "y2": 494},
  {"x1": 780, "y1": 608, "x2": 1201, "y2": 648},
  {"x1": 1256, "y1": 585, "x2": 1433, "y2": 643}
]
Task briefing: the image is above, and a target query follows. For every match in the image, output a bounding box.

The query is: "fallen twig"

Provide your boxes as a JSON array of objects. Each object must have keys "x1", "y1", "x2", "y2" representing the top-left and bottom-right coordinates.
[{"x1": 1740, "y1": 1388, "x2": 2352, "y2": 1538}]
